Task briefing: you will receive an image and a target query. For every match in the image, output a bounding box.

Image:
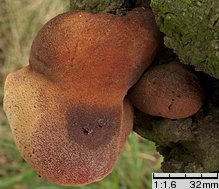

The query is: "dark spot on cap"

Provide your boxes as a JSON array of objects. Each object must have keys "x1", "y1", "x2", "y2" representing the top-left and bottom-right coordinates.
[
  {"x1": 168, "y1": 104, "x2": 173, "y2": 110},
  {"x1": 65, "y1": 105, "x2": 119, "y2": 150}
]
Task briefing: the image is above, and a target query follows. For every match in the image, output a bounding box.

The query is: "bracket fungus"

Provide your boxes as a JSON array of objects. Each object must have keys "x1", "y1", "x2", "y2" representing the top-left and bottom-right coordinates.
[
  {"x1": 3, "y1": 8, "x2": 160, "y2": 185},
  {"x1": 129, "y1": 61, "x2": 205, "y2": 119}
]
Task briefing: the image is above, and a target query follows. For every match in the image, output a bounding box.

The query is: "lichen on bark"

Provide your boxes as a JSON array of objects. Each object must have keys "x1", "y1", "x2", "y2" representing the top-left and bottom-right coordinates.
[{"x1": 151, "y1": 0, "x2": 219, "y2": 79}]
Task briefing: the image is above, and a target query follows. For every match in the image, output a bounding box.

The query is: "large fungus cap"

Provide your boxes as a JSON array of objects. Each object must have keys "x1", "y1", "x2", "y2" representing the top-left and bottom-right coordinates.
[
  {"x1": 129, "y1": 61, "x2": 205, "y2": 119},
  {"x1": 4, "y1": 8, "x2": 160, "y2": 186}
]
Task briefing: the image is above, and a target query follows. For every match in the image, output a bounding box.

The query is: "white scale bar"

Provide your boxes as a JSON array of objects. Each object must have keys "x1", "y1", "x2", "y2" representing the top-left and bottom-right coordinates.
[{"x1": 152, "y1": 173, "x2": 219, "y2": 189}]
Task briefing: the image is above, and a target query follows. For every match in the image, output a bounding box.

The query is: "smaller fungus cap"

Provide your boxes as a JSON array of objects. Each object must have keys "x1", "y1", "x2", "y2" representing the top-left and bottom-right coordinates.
[{"x1": 129, "y1": 61, "x2": 205, "y2": 119}]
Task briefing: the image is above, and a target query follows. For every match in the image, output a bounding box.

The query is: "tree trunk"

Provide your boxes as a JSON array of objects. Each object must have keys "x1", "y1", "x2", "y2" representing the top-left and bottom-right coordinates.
[{"x1": 69, "y1": 0, "x2": 219, "y2": 173}]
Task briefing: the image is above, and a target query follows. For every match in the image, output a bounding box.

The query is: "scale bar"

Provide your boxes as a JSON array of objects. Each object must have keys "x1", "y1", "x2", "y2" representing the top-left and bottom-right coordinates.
[{"x1": 153, "y1": 173, "x2": 219, "y2": 180}]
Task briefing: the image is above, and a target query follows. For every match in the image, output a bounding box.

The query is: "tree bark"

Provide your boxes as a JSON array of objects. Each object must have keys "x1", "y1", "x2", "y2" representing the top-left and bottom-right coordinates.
[
  {"x1": 69, "y1": 0, "x2": 219, "y2": 173},
  {"x1": 70, "y1": 0, "x2": 150, "y2": 14}
]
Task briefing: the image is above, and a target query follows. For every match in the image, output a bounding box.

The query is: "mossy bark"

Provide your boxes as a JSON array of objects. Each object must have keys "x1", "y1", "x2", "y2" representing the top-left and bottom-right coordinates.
[
  {"x1": 69, "y1": 0, "x2": 219, "y2": 173},
  {"x1": 151, "y1": 0, "x2": 219, "y2": 79}
]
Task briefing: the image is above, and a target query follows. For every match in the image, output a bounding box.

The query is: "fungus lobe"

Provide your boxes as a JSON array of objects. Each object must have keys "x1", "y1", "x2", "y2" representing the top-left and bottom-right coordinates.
[
  {"x1": 4, "y1": 8, "x2": 160, "y2": 185},
  {"x1": 129, "y1": 61, "x2": 205, "y2": 119}
]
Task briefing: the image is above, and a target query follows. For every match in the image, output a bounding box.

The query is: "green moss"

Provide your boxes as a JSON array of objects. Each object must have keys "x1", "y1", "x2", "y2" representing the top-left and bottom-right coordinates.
[{"x1": 151, "y1": 0, "x2": 219, "y2": 79}]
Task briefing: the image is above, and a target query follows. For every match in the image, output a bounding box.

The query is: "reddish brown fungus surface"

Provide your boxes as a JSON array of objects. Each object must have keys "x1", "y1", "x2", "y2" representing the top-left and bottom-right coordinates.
[
  {"x1": 129, "y1": 61, "x2": 205, "y2": 119},
  {"x1": 3, "y1": 8, "x2": 160, "y2": 185}
]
